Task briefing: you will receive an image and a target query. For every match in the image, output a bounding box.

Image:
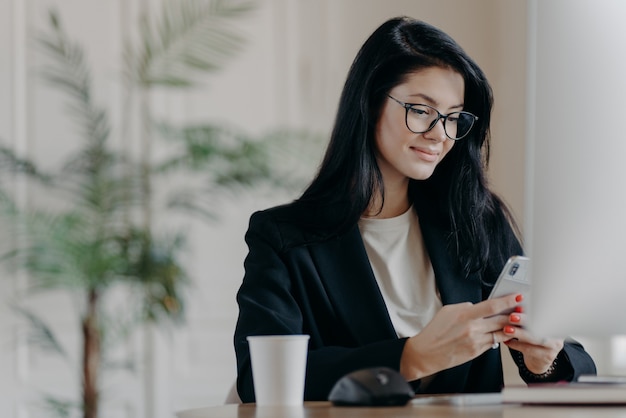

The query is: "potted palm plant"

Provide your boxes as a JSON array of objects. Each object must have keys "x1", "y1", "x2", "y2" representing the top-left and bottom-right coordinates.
[{"x1": 0, "y1": 1, "x2": 318, "y2": 417}]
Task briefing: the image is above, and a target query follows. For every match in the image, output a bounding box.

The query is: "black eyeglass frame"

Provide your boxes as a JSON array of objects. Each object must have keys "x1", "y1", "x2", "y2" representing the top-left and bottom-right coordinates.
[{"x1": 387, "y1": 95, "x2": 479, "y2": 140}]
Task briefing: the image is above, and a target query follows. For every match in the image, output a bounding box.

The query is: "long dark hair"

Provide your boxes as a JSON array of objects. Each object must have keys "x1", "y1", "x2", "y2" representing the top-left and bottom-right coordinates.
[{"x1": 298, "y1": 17, "x2": 520, "y2": 283}]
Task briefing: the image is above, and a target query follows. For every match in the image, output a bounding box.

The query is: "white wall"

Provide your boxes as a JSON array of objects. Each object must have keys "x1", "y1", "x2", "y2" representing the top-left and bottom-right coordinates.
[{"x1": 0, "y1": 1, "x2": 531, "y2": 416}]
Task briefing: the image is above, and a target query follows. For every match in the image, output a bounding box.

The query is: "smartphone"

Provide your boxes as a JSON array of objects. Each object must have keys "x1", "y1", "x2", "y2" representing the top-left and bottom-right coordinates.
[{"x1": 488, "y1": 255, "x2": 530, "y2": 313}]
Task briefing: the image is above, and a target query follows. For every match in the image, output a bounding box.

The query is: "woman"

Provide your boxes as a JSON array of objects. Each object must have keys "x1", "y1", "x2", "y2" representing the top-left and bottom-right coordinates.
[{"x1": 233, "y1": 17, "x2": 596, "y2": 402}]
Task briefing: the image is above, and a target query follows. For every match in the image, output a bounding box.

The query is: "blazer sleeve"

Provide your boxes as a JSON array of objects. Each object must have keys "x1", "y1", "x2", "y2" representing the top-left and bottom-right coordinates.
[
  {"x1": 561, "y1": 339, "x2": 597, "y2": 380},
  {"x1": 511, "y1": 339, "x2": 596, "y2": 384},
  {"x1": 233, "y1": 210, "x2": 408, "y2": 402}
]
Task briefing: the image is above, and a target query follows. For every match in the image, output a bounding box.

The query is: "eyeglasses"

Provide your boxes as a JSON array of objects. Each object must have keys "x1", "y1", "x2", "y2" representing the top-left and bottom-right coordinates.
[{"x1": 387, "y1": 95, "x2": 478, "y2": 140}]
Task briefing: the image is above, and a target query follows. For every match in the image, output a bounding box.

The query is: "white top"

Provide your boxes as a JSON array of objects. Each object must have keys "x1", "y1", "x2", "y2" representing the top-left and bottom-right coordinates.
[{"x1": 358, "y1": 207, "x2": 442, "y2": 339}]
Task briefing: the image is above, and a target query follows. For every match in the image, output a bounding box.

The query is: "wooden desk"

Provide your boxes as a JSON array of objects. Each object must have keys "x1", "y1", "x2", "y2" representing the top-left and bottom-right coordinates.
[{"x1": 177, "y1": 402, "x2": 626, "y2": 418}]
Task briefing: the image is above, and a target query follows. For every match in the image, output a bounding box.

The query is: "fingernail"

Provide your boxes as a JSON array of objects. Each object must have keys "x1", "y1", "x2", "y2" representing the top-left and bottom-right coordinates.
[
  {"x1": 515, "y1": 294, "x2": 524, "y2": 302},
  {"x1": 514, "y1": 306, "x2": 524, "y2": 313},
  {"x1": 504, "y1": 326, "x2": 516, "y2": 334},
  {"x1": 510, "y1": 314, "x2": 521, "y2": 323}
]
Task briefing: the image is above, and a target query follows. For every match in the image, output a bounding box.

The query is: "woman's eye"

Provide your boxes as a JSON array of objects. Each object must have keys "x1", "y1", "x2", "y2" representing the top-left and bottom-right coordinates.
[{"x1": 408, "y1": 106, "x2": 429, "y2": 116}]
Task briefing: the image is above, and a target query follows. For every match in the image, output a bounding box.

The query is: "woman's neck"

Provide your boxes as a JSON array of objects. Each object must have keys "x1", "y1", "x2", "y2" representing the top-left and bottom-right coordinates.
[{"x1": 363, "y1": 179, "x2": 410, "y2": 219}]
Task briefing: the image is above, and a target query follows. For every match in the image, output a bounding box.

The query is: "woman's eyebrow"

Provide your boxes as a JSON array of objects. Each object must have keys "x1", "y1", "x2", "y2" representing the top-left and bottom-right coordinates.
[{"x1": 407, "y1": 93, "x2": 464, "y2": 109}]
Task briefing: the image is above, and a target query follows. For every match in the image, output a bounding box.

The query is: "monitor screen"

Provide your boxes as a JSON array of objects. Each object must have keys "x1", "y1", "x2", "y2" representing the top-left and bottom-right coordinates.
[{"x1": 525, "y1": 0, "x2": 626, "y2": 339}]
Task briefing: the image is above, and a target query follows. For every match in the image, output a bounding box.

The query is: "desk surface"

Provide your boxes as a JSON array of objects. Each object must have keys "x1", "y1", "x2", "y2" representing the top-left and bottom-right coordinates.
[{"x1": 178, "y1": 402, "x2": 626, "y2": 418}]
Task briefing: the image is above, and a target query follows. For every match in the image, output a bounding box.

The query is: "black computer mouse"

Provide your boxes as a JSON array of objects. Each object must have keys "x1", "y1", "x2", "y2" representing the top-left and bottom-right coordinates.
[{"x1": 328, "y1": 366, "x2": 415, "y2": 406}]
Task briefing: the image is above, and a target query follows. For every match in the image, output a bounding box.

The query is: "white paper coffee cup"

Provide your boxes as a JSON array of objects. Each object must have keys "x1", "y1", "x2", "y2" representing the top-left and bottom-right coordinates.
[{"x1": 247, "y1": 335, "x2": 310, "y2": 406}]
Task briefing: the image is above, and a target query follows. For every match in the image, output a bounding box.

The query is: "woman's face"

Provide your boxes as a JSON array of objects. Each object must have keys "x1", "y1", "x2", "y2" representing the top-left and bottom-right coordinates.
[{"x1": 375, "y1": 66, "x2": 465, "y2": 185}]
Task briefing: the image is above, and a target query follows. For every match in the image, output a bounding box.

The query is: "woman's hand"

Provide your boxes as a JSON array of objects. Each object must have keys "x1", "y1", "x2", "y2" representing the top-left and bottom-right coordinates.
[
  {"x1": 400, "y1": 293, "x2": 522, "y2": 381},
  {"x1": 503, "y1": 311, "x2": 564, "y2": 374}
]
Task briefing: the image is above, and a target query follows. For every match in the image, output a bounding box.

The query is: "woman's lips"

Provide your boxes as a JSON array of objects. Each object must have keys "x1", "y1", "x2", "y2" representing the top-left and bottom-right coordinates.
[{"x1": 411, "y1": 146, "x2": 439, "y2": 162}]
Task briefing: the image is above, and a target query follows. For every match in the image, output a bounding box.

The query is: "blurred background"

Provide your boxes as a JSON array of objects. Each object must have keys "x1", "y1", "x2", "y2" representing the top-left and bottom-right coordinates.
[{"x1": 0, "y1": 0, "x2": 623, "y2": 417}]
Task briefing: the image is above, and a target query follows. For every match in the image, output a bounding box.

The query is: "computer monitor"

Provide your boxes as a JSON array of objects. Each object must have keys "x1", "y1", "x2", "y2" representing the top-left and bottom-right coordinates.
[
  {"x1": 524, "y1": 1, "x2": 626, "y2": 339},
  {"x1": 526, "y1": 134, "x2": 626, "y2": 339}
]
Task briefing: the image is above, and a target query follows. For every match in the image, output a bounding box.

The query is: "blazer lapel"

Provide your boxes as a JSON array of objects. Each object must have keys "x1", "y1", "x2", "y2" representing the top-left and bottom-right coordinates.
[
  {"x1": 417, "y1": 210, "x2": 482, "y2": 305},
  {"x1": 308, "y1": 225, "x2": 398, "y2": 345},
  {"x1": 416, "y1": 207, "x2": 484, "y2": 392}
]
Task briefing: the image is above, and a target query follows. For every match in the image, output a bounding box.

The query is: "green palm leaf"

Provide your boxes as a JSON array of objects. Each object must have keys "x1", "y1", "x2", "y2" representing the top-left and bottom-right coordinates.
[
  {"x1": 37, "y1": 10, "x2": 121, "y2": 211},
  {"x1": 154, "y1": 123, "x2": 323, "y2": 218},
  {"x1": 128, "y1": 0, "x2": 256, "y2": 87},
  {"x1": 38, "y1": 11, "x2": 110, "y2": 149},
  {"x1": 12, "y1": 305, "x2": 69, "y2": 359}
]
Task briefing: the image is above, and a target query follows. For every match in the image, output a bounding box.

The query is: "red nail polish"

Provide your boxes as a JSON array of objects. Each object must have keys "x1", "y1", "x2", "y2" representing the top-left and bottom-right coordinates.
[
  {"x1": 510, "y1": 314, "x2": 521, "y2": 323},
  {"x1": 515, "y1": 294, "x2": 524, "y2": 302},
  {"x1": 514, "y1": 306, "x2": 524, "y2": 313},
  {"x1": 504, "y1": 326, "x2": 516, "y2": 334}
]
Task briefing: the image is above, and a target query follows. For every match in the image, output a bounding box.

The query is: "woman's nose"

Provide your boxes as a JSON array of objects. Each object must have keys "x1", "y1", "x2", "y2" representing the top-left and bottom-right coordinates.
[{"x1": 424, "y1": 119, "x2": 447, "y2": 142}]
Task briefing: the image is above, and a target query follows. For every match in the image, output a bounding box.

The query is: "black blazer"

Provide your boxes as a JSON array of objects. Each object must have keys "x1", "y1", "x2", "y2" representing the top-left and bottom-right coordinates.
[{"x1": 234, "y1": 201, "x2": 596, "y2": 402}]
